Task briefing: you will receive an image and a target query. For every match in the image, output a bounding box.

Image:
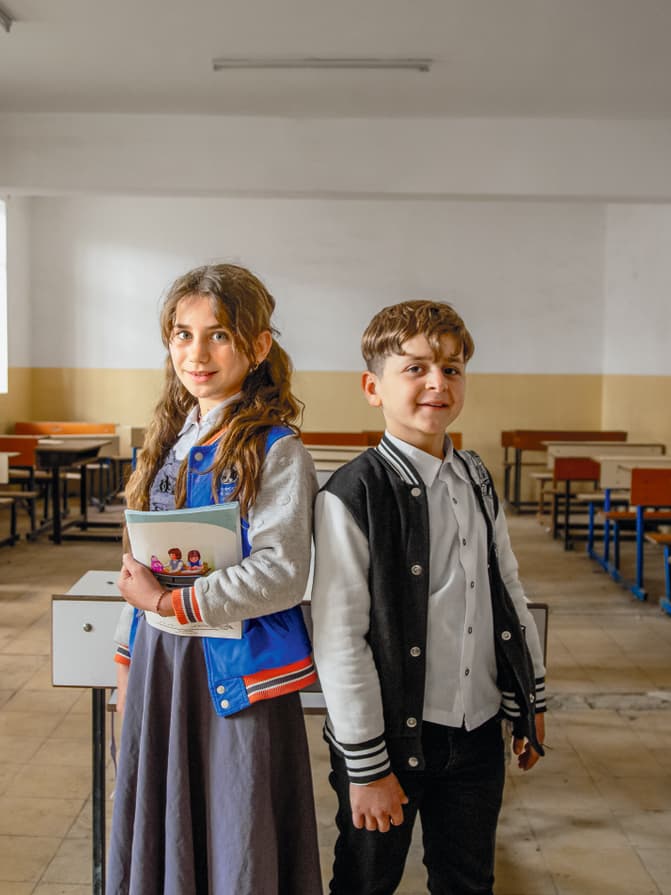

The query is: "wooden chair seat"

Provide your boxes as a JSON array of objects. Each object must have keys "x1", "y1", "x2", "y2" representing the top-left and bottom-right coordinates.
[{"x1": 645, "y1": 532, "x2": 671, "y2": 546}]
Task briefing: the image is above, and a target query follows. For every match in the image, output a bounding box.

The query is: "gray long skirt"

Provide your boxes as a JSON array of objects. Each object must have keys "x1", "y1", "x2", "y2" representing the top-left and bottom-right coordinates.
[{"x1": 107, "y1": 617, "x2": 323, "y2": 895}]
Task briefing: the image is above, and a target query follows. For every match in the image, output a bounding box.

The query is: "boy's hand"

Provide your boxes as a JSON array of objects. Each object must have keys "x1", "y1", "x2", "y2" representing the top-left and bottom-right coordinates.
[
  {"x1": 350, "y1": 773, "x2": 409, "y2": 833},
  {"x1": 513, "y1": 713, "x2": 546, "y2": 771}
]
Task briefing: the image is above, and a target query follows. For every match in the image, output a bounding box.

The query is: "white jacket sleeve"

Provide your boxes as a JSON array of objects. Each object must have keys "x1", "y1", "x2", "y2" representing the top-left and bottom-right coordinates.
[
  {"x1": 311, "y1": 490, "x2": 391, "y2": 782},
  {"x1": 494, "y1": 504, "x2": 547, "y2": 703}
]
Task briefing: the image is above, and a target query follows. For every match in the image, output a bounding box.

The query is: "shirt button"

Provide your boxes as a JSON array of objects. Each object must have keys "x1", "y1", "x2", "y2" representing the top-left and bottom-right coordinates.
[
  {"x1": 406, "y1": 717, "x2": 417, "y2": 728},
  {"x1": 194, "y1": 451, "x2": 204, "y2": 461},
  {"x1": 501, "y1": 630, "x2": 512, "y2": 641},
  {"x1": 410, "y1": 564, "x2": 423, "y2": 576},
  {"x1": 452, "y1": 497, "x2": 458, "y2": 504},
  {"x1": 465, "y1": 668, "x2": 470, "y2": 676},
  {"x1": 462, "y1": 538, "x2": 467, "y2": 546},
  {"x1": 410, "y1": 646, "x2": 422, "y2": 657},
  {"x1": 530, "y1": 693, "x2": 535, "y2": 703},
  {"x1": 216, "y1": 685, "x2": 226, "y2": 695},
  {"x1": 410, "y1": 486, "x2": 422, "y2": 497},
  {"x1": 470, "y1": 581, "x2": 475, "y2": 589},
  {"x1": 220, "y1": 699, "x2": 230, "y2": 709},
  {"x1": 408, "y1": 756, "x2": 419, "y2": 768},
  {"x1": 467, "y1": 626, "x2": 473, "y2": 634}
]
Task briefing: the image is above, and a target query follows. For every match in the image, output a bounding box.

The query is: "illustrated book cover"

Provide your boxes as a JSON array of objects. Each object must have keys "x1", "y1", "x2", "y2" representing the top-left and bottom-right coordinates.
[{"x1": 125, "y1": 502, "x2": 242, "y2": 589}]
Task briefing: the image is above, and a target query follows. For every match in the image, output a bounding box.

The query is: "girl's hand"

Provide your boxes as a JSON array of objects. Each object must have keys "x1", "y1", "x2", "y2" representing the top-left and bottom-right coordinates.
[
  {"x1": 115, "y1": 662, "x2": 130, "y2": 716},
  {"x1": 117, "y1": 553, "x2": 168, "y2": 613}
]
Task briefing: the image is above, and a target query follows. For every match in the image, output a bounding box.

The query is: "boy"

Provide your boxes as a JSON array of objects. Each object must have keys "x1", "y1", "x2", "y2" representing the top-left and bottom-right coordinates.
[{"x1": 311, "y1": 300, "x2": 546, "y2": 895}]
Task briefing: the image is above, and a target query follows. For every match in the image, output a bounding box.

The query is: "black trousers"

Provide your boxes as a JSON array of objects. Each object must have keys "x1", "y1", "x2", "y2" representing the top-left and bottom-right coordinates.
[{"x1": 328, "y1": 717, "x2": 505, "y2": 895}]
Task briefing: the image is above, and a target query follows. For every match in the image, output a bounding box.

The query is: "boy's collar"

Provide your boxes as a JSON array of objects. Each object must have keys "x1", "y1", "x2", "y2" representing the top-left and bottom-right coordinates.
[{"x1": 382, "y1": 431, "x2": 458, "y2": 487}]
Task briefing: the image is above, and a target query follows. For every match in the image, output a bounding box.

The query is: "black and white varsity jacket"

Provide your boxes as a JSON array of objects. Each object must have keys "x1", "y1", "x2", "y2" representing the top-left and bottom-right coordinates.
[{"x1": 314, "y1": 435, "x2": 546, "y2": 784}]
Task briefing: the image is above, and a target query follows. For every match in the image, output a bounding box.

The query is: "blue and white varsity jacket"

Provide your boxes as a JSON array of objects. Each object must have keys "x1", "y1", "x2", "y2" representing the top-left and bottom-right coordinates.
[{"x1": 115, "y1": 425, "x2": 318, "y2": 716}]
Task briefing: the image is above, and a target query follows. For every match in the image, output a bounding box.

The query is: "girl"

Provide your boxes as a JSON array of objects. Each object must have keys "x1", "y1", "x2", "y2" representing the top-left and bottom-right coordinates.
[{"x1": 108, "y1": 264, "x2": 323, "y2": 895}]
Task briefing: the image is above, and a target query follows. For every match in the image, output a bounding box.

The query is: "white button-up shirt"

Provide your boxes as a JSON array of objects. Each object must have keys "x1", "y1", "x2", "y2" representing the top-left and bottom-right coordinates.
[{"x1": 385, "y1": 434, "x2": 501, "y2": 729}]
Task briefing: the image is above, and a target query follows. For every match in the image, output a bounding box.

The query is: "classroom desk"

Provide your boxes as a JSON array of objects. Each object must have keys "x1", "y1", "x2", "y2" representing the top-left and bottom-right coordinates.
[
  {"x1": 502, "y1": 430, "x2": 627, "y2": 513},
  {"x1": 586, "y1": 454, "x2": 665, "y2": 567},
  {"x1": 607, "y1": 463, "x2": 671, "y2": 601},
  {"x1": 34, "y1": 438, "x2": 114, "y2": 544},
  {"x1": 52, "y1": 570, "x2": 121, "y2": 895},
  {"x1": 544, "y1": 440, "x2": 664, "y2": 467}
]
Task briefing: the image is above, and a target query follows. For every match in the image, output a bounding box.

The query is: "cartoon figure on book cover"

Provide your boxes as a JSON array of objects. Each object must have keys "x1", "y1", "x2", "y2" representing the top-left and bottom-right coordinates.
[
  {"x1": 187, "y1": 548, "x2": 203, "y2": 571},
  {"x1": 167, "y1": 547, "x2": 184, "y2": 572},
  {"x1": 150, "y1": 555, "x2": 163, "y2": 573}
]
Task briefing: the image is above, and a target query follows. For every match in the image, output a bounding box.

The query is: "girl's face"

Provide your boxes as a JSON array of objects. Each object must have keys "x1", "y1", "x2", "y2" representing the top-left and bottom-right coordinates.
[{"x1": 169, "y1": 294, "x2": 271, "y2": 415}]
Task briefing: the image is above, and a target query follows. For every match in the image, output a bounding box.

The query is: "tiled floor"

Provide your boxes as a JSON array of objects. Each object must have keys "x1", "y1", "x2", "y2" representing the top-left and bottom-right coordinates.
[{"x1": 1, "y1": 504, "x2": 671, "y2": 894}]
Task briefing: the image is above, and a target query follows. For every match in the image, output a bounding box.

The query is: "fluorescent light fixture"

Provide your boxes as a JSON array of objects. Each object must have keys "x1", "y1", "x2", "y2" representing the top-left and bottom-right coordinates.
[
  {"x1": 0, "y1": 4, "x2": 13, "y2": 32},
  {"x1": 212, "y1": 57, "x2": 432, "y2": 73}
]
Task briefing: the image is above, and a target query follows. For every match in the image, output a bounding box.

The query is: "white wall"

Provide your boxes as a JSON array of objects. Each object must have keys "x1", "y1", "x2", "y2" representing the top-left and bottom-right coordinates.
[
  {"x1": 603, "y1": 205, "x2": 671, "y2": 376},
  {"x1": 25, "y1": 195, "x2": 605, "y2": 373},
  {"x1": 4, "y1": 113, "x2": 670, "y2": 379},
  {"x1": 5, "y1": 196, "x2": 32, "y2": 368},
  {"x1": 3, "y1": 115, "x2": 671, "y2": 200}
]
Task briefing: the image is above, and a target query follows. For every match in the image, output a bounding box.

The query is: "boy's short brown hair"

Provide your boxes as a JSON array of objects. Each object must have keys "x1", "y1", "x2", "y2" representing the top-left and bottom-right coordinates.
[{"x1": 361, "y1": 300, "x2": 475, "y2": 374}]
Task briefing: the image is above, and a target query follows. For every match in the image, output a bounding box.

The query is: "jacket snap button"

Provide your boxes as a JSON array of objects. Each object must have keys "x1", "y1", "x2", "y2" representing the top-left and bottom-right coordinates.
[
  {"x1": 220, "y1": 699, "x2": 230, "y2": 709},
  {"x1": 410, "y1": 646, "x2": 421, "y2": 657},
  {"x1": 194, "y1": 451, "x2": 204, "y2": 461},
  {"x1": 406, "y1": 717, "x2": 417, "y2": 728},
  {"x1": 408, "y1": 756, "x2": 419, "y2": 768},
  {"x1": 501, "y1": 630, "x2": 512, "y2": 641},
  {"x1": 216, "y1": 685, "x2": 225, "y2": 695},
  {"x1": 410, "y1": 487, "x2": 421, "y2": 497},
  {"x1": 410, "y1": 564, "x2": 423, "y2": 576}
]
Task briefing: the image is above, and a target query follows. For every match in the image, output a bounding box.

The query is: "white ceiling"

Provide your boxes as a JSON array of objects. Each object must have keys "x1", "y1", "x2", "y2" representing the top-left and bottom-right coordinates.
[{"x1": 2, "y1": 0, "x2": 671, "y2": 118}]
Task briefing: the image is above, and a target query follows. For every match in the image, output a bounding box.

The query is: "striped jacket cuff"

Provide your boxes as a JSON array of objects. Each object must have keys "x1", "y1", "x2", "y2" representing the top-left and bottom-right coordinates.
[
  {"x1": 172, "y1": 586, "x2": 203, "y2": 625},
  {"x1": 500, "y1": 675, "x2": 546, "y2": 718},
  {"x1": 324, "y1": 718, "x2": 392, "y2": 784},
  {"x1": 114, "y1": 644, "x2": 131, "y2": 666}
]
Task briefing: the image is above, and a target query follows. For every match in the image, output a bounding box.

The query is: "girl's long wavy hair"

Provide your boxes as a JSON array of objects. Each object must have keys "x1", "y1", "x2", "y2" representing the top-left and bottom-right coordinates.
[{"x1": 124, "y1": 264, "x2": 303, "y2": 515}]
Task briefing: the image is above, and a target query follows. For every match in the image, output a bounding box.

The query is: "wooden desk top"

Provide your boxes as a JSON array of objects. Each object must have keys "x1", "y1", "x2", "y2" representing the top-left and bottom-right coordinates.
[
  {"x1": 505, "y1": 430, "x2": 627, "y2": 451},
  {"x1": 602, "y1": 457, "x2": 671, "y2": 490},
  {"x1": 36, "y1": 438, "x2": 111, "y2": 468},
  {"x1": 63, "y1": 569, "x2": 121, "y2": 598},
  {"x1": 306, "y1": 444, "x2": 364, "y2": 455},
  {"x1": 546, "y1": 442, "x2": 664, "y2": 467}
]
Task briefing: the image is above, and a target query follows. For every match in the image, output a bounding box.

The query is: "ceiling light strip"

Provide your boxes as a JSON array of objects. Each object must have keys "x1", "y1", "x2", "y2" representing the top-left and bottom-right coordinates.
[{"x1": 212, "y1": 57, "x2": 432, "y2": 73}]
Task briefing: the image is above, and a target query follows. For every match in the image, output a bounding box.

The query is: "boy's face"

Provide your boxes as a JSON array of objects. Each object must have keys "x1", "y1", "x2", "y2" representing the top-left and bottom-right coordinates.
[{"x1": 362, "y1": 333, "x2": 466, "y2": 459}]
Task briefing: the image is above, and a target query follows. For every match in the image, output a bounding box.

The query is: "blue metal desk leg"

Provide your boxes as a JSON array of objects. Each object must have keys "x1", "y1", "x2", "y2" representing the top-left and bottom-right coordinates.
[
  {"x1": 596, "y1": 489, "x2": 612, "y2": 571},
  {"x1": 631, "y1": 505, "x2": 647, "y2": 601},
  {"x1": 586, "y1": 500, "x2": 595, "y2": 558},
  {"x1": 660, "y1": 546, "x2": 671, "y2": 616},
  {"x1": 609, "y1": 522, "x2": 622, "y2": 582},
  {"x1": 92, "y1": 688, "x2": 106, "y2": 895}
]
